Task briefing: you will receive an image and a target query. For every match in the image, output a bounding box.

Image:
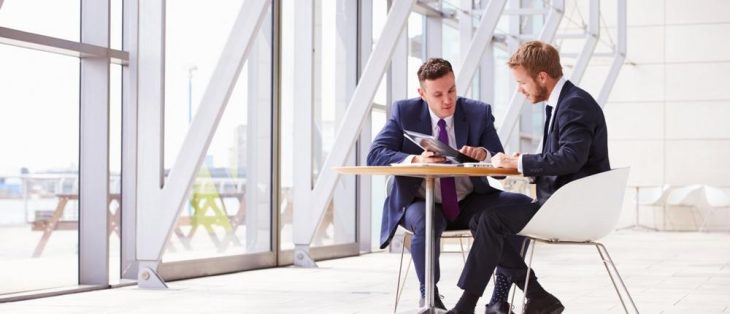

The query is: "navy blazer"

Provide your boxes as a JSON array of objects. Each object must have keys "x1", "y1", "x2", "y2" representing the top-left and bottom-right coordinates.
[
  {"x1": 367, "y1": 97, "x2": 504, "y2": 249},
  {"x1": 522, "y1": 80, "x2": 611, "y2": 205}
]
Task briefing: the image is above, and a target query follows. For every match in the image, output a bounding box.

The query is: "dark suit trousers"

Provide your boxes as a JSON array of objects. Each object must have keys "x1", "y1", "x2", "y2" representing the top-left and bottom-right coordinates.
[
  {"x1": 457, "y1": 197, "x2": 540, "y2": 295},
  {"x1": 402, "y1": 190, "x2": 534, "y2": 295}
]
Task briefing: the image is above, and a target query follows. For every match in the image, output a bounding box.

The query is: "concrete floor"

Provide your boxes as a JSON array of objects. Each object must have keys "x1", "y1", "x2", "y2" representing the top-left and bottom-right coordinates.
[{"x1": 2, "y1": 230, "x2": 730, "y2": 313}]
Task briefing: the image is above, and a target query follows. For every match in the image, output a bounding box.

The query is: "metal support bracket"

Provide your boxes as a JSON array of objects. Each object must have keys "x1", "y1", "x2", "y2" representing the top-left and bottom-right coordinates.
[{"x1": 137, "y1": 261, "x2": 168, "y2": 289}]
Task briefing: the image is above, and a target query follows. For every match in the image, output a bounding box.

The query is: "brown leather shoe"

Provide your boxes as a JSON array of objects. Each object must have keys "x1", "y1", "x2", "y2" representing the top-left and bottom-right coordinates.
[
  {"x1": 522, "y1": 293, "x2": 564, "y2": 314},
  {"x1": 485, "y1": 301, "x2": 515, "y2": 314}
]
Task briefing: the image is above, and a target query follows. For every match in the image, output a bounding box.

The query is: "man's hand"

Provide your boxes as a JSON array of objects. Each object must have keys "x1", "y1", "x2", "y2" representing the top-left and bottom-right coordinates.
[
  {"x1": 459, "y1": 146, "x2": 488, "y2": 161},
  {"x1": 491, "y1": 152, "x2": 519, "y2": 169},
  {"x1": 413, "y1": 150, "x2": 447, "y2": 164}
]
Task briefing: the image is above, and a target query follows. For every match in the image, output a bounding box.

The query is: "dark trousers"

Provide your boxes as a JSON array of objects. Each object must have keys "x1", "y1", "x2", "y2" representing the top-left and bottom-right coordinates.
[
  {"x1": 401, "y1": 190, "x2": 534, "y2": 295},
  {"x1": 457, "y1": 197, "x2": 541, "y2": 295}
]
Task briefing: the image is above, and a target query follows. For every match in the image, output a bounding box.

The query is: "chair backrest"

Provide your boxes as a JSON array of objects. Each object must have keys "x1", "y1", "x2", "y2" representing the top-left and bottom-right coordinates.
[
  {"x1": 637, "y1": 184, "x2": 671, "y2": 206},
  {"x1": 518, "y1": 168, "x2": 630, "y2": 242},
  {"x1": 701, "y1": 185, "x2": 730, "y2": 207},
  {"x1": 666, "y1": 184, "x2": 703, "y2": 206}
]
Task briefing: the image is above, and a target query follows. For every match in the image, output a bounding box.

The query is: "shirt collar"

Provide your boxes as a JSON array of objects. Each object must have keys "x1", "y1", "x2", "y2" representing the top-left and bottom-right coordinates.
[
  {"x1": 546, "y1": 76, "x2": 567, "y2": 109},
  {"x1": 428, "y1": 108, "x2": 454, "y2": 131}
]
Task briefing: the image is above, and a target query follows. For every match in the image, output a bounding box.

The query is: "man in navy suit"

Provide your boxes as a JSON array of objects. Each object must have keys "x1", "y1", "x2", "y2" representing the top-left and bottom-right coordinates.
[
  {"x1": 443, "y1": 41, "x2": 610, "y2": 314},
  {"x1": 367, "y1": 58, "x2": 537, "y2": 311}
]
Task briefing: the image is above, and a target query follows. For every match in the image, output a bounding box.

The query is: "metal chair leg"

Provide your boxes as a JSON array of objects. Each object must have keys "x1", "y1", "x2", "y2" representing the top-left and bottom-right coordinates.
[
  {"x1": 458, "y1": 237, "x2": 466, "y2": 262},
  {"x1": 596, "y1": 243, "x2": 639, "y2": 314},
  {"x1": 510, "y1": 238, "x2": 535, "y2": 313},
  {"x1": 394, "y1": 233, "x2": 412, "y2": 313},
  {"x1": 508, "y1": 237, "x2": 531, "y2": 311}
]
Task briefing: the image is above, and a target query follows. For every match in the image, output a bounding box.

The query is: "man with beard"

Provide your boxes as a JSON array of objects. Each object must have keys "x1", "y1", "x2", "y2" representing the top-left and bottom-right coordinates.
[{"x1": 446, "y1": 41, "x2": 610, "y2": 314}]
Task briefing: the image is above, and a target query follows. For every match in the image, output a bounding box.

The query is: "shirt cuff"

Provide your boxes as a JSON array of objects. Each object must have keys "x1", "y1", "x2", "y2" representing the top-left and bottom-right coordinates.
[
  {"x1": 517, "y1": 154, "x2": 524, "y2": 173},
  {"x1": 401, "y1": 155, "x2": 417, "y2": 164},
  {"x1": 479, "y1": 147, "x2": 491, "y2": 162}
]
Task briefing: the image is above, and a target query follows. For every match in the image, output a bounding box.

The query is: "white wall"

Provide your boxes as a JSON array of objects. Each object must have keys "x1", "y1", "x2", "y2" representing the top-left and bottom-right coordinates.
[{"x1": 582, "y1": 0, "x2": 730, "y2": 230}]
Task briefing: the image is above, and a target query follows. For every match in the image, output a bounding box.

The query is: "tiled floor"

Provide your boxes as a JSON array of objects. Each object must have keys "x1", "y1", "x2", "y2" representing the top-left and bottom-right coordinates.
[{"x1": 2, "y1": 230, "x2": 730, "y2": 313}]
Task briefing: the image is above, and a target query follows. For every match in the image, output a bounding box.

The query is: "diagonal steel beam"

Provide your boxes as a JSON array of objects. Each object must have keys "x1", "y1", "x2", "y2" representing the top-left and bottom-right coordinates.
[
  {"x1": 497, "y1": 0, "x2": 564, "y2": 143},
  {"x1": 294, "y1": 0, "x2": 416, "y2": 246},
  {"x1": 597, "y1": 0, "x2": 626, "y2": 107},
  {"x1": 136, "y1": 0, "x2": 271, "y2": 284},
  {"x1": 455, "y1": 0, "x2": 506, "y2": 95}
]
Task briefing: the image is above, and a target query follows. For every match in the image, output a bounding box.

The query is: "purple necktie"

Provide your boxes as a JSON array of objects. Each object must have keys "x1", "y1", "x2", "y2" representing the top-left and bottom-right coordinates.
[{"x1": 437, "y1": 119, "x2": 460, "y2": 221}]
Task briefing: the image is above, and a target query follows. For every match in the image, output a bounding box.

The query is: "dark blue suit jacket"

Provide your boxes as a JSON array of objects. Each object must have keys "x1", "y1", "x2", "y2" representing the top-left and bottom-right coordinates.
[
  {"x1": 367, "y1": 97, "x2": 504, "y2": 249},
  {"x1": 522, "y1": 80, "x2": 611, "y2": 205}
]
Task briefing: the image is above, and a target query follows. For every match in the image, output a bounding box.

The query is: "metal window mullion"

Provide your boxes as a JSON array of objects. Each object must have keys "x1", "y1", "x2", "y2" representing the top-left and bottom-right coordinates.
[
  {"x1": 246, "y1": 10, "x2": 273, "y2": 252},
  {"x1": 135, "y1": 0, "x2": 165, "y2": 286},
  {"x1": 425, "y1": 14, "x2": 441, "y2": 58},
  {"x1": 458, "y1": 0, "x2": 472, "y2": 70},
  {"x1": 79, "y1": 0, "x2": 111, "y2": 286},
  {"x1": 357, "y1": 0, "x2": 374, "y2": 253},
  {"x1": 332, "y1": 0, "x2": 358, "y2": 244},
  {"x1": 480, "y1": 45, "x2": 495, "y2": 104},
  {"x1": 292, "y1": 0, "x2": 315, "y2": 263},
  {"x1": 120, "y1": 0, "x2": 139, "y2": 280},
  {"x1": 597, "y1": 0, "x2": 626, "y2": 107},
  {"x1": 386, "y1": 0, "x2": 408, "y2": 118}
]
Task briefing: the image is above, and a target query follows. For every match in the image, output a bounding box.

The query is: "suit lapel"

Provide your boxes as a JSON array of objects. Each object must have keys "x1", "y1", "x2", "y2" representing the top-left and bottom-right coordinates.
[
  {"x1": 415, "y1": 99, "x2": 433, "y2": 135},
  {"x1": 544, "y1": 80, "x2": 574, "y2": 152},
  {"x1": 454, "y1": 98, "x2": 468, "y2": 149}
]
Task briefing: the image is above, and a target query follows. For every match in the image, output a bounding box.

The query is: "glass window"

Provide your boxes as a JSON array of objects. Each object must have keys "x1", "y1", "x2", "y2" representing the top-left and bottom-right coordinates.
[
  {"x1": 0, "y1": 0, "x2": 80, "y2": 42},
  {"x1": 280, "y1": 0, "x2": 359, "y2": 251},
  {"x1": 161, "y1": 1, "x2": 272, "y2": 262},
  {"x1": 0, "y1": 45, "x2": 79, "y2": 294}
]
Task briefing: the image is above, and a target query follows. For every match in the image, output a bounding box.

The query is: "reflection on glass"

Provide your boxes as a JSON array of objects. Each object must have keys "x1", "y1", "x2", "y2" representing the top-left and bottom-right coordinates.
[
  {"x1": 0, "y1": 45, "x2": 79, "y2": 294},
  {"x1": 161, "y1": 1, "x2": 272, "y2": 262}
]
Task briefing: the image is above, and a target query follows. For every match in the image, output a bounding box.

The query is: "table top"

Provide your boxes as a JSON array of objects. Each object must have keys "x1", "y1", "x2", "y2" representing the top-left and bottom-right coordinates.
[{"x1": 335, "y1": 165, "x2": 520, "y2": 177}]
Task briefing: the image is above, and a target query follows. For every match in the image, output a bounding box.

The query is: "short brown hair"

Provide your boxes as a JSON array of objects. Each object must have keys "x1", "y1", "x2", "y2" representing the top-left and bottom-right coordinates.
[
  {"x1": 417, "y1": 58, "x2": 453, "y2": 82},
  {"x1": 507, "y1": 41, "x2": 563, "y2": 79}
]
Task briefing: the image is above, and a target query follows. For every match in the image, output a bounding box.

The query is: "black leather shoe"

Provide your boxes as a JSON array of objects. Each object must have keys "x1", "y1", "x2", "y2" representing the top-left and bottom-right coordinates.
[
  {"x1": 522, "y1": 293, "x2": 564, "y2": 314},
  {"x1": 485, "y1": 301, "x2": 515, "y2": 314}
]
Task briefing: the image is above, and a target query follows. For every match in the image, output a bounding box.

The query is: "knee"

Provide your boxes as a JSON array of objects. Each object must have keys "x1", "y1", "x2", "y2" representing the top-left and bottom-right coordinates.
[{"x1": 477, "y1": 210, "x2": 507, "y2": 234}]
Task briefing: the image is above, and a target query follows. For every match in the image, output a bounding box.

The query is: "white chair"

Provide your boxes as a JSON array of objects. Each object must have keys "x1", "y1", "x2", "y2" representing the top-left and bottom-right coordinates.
[
  {"x1": 698, "y1": 185, "x2": 730, "y2": 231},
  {"x1": 510, "y1": 168, "x2": 639, "y2": 313},
  {"x1": 620, "y1": 184, "x2": 671, "y2": 230},
  {"x1": 665, "y1": 185, "x2": 704, "y2": 230}
]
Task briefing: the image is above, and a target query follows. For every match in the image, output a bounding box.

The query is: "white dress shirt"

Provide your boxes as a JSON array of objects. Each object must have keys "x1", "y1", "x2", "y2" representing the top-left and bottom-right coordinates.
[
  {"x1": 401, "y1": 108, "x2": 490, "y2": 203},
  {"x1": 518, "y1": 76, "x2": 566, "y2": 173}
]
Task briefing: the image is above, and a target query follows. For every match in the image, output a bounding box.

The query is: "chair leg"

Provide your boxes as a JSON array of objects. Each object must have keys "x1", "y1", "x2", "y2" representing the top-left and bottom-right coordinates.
[
  {"x1": 510, "y1": 238, "x2": 535, "y2": 313},
  {"x1": 458, "y1": 237, "x2": 466, "y2": 262},
  {"x1": 697, "y1": 208, "x2": 716, "y2": 232},
  {"x1": 508, "y1": 237, "x2": 532, "y2": 310},
  {"x1": 595, "y1": 243, "x2": 639, "y2": 314},
  {"x1": 394, "y1": 233, "x2": 413, "y2": 313}
]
